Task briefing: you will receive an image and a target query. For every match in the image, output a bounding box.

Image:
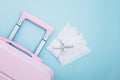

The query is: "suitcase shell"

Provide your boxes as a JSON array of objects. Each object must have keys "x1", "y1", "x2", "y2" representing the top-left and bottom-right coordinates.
[
  {"x1": 0, "y1": 37, "x2": 53, "y2": 80},
  {"x1": 0, "y1": 11, "x2": 54, "y2": 80}
]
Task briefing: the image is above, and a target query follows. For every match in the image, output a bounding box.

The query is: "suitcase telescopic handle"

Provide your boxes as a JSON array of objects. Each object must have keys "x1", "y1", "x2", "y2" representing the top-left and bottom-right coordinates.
[
  {"x1": 20, "y1": 11, "x2": 53, "y2": 36},
  {"x1": 8, "y1": 11, "x2": 53, "y2": 56}
]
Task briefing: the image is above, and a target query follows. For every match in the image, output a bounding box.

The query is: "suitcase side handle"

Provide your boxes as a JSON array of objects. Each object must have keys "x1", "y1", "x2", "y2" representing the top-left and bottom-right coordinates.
[
  {"x1": 0, "y1": 36, "x2": 42, "y2": 62},
  {"x1": 8, "y1": 11, "x2": 54, "y2": 56}
]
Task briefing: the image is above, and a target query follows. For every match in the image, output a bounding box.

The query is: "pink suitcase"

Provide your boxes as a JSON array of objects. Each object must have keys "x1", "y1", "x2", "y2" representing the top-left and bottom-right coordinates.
[{"x1": 0, "y1": 11, "x2": 54, "y2": 80}]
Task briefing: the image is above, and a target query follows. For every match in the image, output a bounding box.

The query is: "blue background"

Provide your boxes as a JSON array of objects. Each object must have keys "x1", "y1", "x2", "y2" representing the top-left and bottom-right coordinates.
[{"x1": 0, "y1": 0, "x2": 120, "y2": 80}]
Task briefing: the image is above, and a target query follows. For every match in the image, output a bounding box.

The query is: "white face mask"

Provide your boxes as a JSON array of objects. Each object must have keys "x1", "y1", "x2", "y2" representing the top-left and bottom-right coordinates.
[{"x1": 47, "y1": 24, "x2": 90, "y2": 66}]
